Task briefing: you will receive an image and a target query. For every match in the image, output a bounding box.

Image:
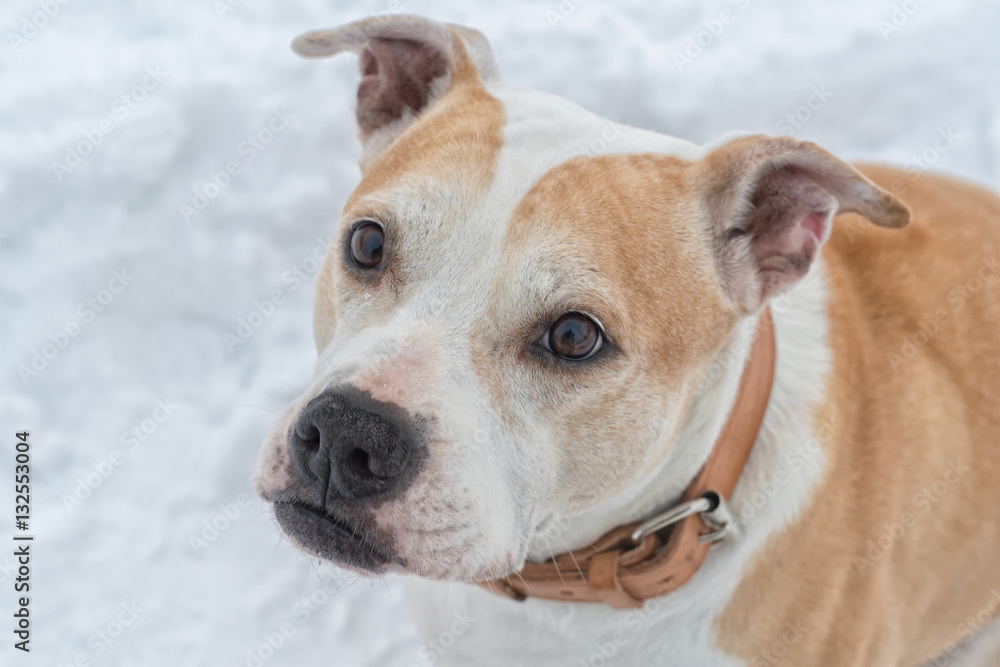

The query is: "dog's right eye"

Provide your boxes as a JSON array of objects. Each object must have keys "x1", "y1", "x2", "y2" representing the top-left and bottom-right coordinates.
[
  {"x1": 349, "y1": 221, "x2": 384, "y2": 269},
  {"x1": 542, "y1": 312, "x2": 604, "y2": 361}
]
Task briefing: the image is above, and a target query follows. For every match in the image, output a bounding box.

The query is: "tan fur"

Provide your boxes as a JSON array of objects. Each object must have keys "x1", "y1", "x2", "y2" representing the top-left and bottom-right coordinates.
[
  {"x1": 467, "y1": 154, "x2": 738, "y2": 509},
  {"x1": 718, "y1": 167, "x2": 1000, "y2": 666}
]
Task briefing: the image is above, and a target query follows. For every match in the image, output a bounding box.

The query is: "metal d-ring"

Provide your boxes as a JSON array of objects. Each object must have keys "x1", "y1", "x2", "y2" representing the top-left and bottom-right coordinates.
[
  {"x1": 629, "y1": 495, "x2": 714, "y2": 543},
  {"x1": 629, "y1": 490, "x2": 738, "y2": 547}
]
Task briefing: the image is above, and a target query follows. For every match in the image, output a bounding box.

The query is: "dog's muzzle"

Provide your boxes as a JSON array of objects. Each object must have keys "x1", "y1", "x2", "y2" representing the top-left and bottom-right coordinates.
[{"x1": 272, "y1": 387, "x2": 427, "y2": 571}]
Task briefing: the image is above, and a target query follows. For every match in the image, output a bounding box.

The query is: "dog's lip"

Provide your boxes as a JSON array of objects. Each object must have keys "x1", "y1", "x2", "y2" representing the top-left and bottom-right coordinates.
[{"x1": 272, "y1": 501, "x2": 395, "y2": 572}]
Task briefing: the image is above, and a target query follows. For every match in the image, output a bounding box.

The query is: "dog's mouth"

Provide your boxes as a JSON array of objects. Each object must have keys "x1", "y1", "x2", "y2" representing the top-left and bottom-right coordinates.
[{"x1": 272, "y1": 501, "x2": 395, "y2": 573}]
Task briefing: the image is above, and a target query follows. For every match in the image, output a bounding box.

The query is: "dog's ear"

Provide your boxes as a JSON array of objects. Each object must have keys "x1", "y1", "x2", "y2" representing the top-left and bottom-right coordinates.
[
  {"x1": 292, "y1": 15, "x2": 500, "y2": 168},
  {"x1": 695, "y1": 135, "x2": 911, "y2": 312}
]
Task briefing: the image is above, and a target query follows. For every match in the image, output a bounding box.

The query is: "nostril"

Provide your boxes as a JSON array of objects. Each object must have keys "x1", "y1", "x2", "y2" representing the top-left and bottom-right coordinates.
[
  {"x1": 347, "y1": 448, "x2": 375, "y2": 477},
  {"x1": 295, "y1": 423, "x2": 321, "y2": 453},
  {"x1": 294, "y1": 388, "x2": 423, "y2": 501}
]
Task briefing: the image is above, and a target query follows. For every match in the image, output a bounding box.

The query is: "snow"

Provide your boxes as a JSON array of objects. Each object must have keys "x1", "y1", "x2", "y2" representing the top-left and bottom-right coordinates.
[{"x1": 0, "y1": 0, "x2": 996, "y2": 665}]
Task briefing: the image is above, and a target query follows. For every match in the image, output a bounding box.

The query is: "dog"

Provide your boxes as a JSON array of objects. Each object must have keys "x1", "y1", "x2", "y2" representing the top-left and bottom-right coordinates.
[{"x1": 254, "y1": 15, "x2": 1000, "y2": 666}]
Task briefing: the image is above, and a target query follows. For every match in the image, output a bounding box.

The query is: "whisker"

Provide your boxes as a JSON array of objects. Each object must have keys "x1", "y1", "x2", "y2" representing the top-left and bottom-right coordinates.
[
  {"x1": 556, "y1": 533, "x2": 586, "y2": 582},
  {"x1": 512, "y1": 570, "x2": 530, "y2": 593},
  {"x1": 542, "y1": 536, "x2": 566, "y2": 586},
  {"x1": 228, "y1": 403, "x2": 284, "y2": 414}
]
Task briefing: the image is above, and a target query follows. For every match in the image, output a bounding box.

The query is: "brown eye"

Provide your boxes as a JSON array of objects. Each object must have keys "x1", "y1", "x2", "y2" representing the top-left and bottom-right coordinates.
[
  {"x1": 544, "y1": 312, "x2": 604, "y2": 360},
  {"x1": 349, "y1": 221, "x2": 384, "y2": 268}
]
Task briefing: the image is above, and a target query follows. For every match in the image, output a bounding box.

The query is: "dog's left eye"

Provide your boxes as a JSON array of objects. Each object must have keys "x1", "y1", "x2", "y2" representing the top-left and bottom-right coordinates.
[
  {"x1": 349, "y1": 221, "x2": 385, "y2": 269},
  {"x1": 542, "y1": 312, "x2": 604, "y2": 361}
]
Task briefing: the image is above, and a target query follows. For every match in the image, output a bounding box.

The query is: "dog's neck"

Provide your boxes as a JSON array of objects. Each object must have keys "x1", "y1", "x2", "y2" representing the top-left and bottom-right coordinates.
[{"x1": 528, "y1": 308, "x2": 763, "y2": 558}]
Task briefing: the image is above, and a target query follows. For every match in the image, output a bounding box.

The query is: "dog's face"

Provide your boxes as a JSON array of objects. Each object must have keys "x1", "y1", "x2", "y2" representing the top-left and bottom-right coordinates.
[{"x1": 254, "y1": 16, "x2": 908, "y2": 581}]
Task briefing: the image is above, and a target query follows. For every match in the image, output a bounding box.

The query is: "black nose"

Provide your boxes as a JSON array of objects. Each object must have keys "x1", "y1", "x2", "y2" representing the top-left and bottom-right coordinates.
[{"x1": 288, "y1": 388, "x2": 423, "y2": 502}]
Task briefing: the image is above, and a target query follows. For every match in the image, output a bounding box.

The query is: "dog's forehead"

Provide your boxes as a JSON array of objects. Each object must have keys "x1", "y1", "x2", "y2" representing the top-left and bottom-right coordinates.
[
  {"x1": 334, "y1": 82, "x2": 729, "y2": 358},
  {"x1": 493, "y1": 85, "x2": 703, "y2": 176},
  {"x1": 343, "y1": 82, "x2": 707, "y2": 268}
]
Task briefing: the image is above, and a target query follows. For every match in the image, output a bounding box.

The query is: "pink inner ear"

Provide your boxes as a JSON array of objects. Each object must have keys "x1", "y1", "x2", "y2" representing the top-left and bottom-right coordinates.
[
  {"x1": 743, "y1": 169, "x2": 834, "y2": 300},
  {"x1": 801, "y1": 210, "x2": 828, "y2": 240},
  {"x1": 355, "y1": 39, "x2": 449, "y2": 139}
]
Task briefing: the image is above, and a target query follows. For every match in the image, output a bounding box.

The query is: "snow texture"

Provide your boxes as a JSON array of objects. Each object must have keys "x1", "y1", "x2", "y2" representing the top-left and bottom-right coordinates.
[{"x1": 0, "y1": 0, "x2": 997, "y2": 665}]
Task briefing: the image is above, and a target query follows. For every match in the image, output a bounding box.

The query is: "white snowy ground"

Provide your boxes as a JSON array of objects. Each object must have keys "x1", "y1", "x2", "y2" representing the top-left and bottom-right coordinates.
[{"x1": 0, "y1": 0, "x2": 997, "y2": 665}]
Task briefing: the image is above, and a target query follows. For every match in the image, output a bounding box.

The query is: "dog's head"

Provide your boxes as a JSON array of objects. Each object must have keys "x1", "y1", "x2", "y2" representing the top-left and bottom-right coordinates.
[{"x1": 254, "y1": 15, "x2": 908, "y2": 581}]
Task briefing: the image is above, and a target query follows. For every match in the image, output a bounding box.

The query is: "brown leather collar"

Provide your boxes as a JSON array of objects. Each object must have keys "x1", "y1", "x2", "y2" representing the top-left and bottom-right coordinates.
[{"x1": 478, "y1": 308, "x2": 776, "y2": 609}]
